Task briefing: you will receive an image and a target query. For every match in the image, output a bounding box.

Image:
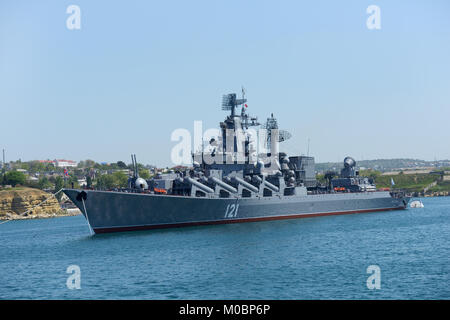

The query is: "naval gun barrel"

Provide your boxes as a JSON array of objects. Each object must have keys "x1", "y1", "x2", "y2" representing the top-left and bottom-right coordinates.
[
  {"x1": 233, "y1": 176, "x2": 259, "y2": 193},
  {"x1": 186, "y1": 177, "x2": 214, "y2": 194},
  {"x1": 263, "y1": 180, "x2": 279, "y2": 192},
  {"x1": 210, "y1": 177, "x2": 238, "y2": 194}
]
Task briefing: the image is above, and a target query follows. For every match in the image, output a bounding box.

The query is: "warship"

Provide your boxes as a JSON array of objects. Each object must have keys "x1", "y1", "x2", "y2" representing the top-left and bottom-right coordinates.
[{"x1": 63, "y1": 91, "x2": 410, "y2": 234}]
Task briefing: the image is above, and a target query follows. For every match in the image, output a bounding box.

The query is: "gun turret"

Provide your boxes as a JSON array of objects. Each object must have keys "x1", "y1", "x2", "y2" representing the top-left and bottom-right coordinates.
[{"x1": 129, "y1": 154, "x2": 148, "y2": 191}]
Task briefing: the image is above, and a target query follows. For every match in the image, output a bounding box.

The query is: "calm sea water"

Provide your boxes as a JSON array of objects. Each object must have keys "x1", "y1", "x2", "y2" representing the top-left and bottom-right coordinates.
[{"x1": 0, "y1": 197, "x2": 449, "y2": 300}]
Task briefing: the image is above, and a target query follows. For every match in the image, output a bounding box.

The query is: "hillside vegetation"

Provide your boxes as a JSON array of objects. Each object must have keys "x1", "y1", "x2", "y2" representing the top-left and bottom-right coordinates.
[{"x1": 358, "y1": 170, "x2": 449, "y2": 195}]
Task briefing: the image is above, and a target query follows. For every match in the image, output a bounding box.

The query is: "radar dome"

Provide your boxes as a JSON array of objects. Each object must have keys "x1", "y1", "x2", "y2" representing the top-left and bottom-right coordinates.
[{"x1": 343, "y1": 157, "x2": 356, "y2": 168}]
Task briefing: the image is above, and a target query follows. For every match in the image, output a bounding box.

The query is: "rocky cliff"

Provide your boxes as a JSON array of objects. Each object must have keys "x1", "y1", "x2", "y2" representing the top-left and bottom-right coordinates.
[{"x1": 0, "y1": 187, "x2": 66, "y2": 219}]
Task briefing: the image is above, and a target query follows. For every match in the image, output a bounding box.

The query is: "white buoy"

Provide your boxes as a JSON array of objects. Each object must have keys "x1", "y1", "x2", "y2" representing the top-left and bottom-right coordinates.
[{"x1": 410, "y1": 200, "x2": 424, "y2": 208}]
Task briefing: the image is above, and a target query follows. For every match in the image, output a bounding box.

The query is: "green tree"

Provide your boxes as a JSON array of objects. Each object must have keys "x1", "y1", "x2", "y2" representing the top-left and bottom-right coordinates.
[
  {"x1": 77, "y1": 160, "x2": 86, "y2": 168},
  {"x1": 94, "y1": 163, "x2": 102, "y2": 170},
  {"x1": 54, "y1": 176, "x2": 64, "y2": 201},
  {"x1": 84, "y1": 160, "x2": 96, "y2": 168},
  {"x1": 74, "y1": 168, "x2": 84, "y2": 176},
  {"x1": 112, "y1": 171, "x2": 128, "y2": 188},
  {"x1": 67, "y1": 174, "x2": 79, "y2": 189},
  {"x1": 5, "y1": 171, "x2": 26, "y2": 187},
  {"x1": 359, "y1": 169, "x2": 381, "y2": 180},
  {"x1": 139, "y1": 168, "x2": 150, "y2": 179},
  {"x1": 117, "y1": 161, "x2": 127, "y2": 169},
  {"x1": 86, "y1": 176, "x2": 92, "y2": 188},
  {"x1": 44, "y1": 163, "x2": 55, "y2": 172},
  {"x1": 96, "y1": 174, "x2": 116, "y2": 189},
  {"x1": 96, "y1": 172, "x2": 128, "y2": 189},
  {"x1": 29, "y1": 161, "x2": 45, "y2": 174},
  {"x1": 38, "y1": 176, "x2": 52, "y2": 190}
]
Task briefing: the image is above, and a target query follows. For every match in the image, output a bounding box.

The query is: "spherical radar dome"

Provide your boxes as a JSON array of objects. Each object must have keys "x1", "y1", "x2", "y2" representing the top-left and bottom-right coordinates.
[{"x1": 343, "y1": 156, "x2": 356, "y2": 168}]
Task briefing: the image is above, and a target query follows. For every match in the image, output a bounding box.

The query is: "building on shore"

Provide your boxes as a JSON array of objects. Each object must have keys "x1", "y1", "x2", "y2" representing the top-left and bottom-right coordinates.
[
  {"x1": 54, "y1": 159, "x2": 77, "y2": 168},
  {"x1": 38, "y1": 159, "x2": 78, "y2": 168}
]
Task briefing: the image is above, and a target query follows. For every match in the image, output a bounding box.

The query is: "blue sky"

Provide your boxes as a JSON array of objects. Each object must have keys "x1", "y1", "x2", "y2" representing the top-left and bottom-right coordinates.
[{"x1": 1, "y1": 0, "x2": 449, "y2": 167}]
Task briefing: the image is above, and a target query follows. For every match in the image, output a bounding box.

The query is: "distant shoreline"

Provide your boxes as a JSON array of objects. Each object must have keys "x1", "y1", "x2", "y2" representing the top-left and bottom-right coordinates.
[
  {"x1": 422, "y1": 193, "x2": 449, "y2": 198},
  {"x1": 0, "y1": 208, "x2": 81, "y2": 221}
]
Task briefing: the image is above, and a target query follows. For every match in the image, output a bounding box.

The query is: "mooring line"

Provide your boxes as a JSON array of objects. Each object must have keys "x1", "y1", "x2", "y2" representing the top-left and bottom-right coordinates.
[{"x1": 81, "y1": 197, "x2": 94, "y2": 236}]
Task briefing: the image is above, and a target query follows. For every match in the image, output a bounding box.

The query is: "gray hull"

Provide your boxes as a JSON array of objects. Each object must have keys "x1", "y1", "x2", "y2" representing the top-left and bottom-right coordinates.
[{"x1": 63, "y1": 189, "x2": 410, "y2": 234}]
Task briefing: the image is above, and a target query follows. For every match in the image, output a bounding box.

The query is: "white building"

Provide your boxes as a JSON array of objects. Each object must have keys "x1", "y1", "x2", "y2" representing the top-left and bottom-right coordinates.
[
  {"x1": 77, "y1": 178, "x2": 87, "y2": 187},
  {"x1": 54, "y1": 159, "x2": 77, "y2": 168}
]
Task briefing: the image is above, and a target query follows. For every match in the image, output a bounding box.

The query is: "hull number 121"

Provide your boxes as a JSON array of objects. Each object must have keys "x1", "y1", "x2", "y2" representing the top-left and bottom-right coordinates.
[{"x1": 224, "y1": 204, "x2": 239, "y2": 218}]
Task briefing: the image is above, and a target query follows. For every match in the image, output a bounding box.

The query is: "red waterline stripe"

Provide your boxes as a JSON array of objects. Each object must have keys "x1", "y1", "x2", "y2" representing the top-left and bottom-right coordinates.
[{"x1": 93, "y1": 206, "x2": 405, "y2": 234}]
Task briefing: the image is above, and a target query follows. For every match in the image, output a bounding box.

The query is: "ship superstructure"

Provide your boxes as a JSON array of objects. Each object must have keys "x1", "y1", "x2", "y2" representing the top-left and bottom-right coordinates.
[{"x1": 64, "y1": 91, "x2": 410, "y2": 234}]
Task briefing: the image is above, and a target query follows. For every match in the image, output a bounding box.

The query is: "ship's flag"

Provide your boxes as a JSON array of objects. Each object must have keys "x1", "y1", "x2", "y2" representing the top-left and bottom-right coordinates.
[
  {"x1": 391, "y1": 178, "x2": 395, "y2": 186},
  {"x1": 244, "y1": 104, "x2": 248, "y2": 108}
]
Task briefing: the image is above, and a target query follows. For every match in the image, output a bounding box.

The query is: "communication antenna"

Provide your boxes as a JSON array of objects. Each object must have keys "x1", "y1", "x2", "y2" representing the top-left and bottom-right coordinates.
[
  {"x1": 222, "y1": 93, "x2": 247, "y2": 117},
  {"x1": 307, "y1": 138, "x2": 310, "y2": 157}
]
